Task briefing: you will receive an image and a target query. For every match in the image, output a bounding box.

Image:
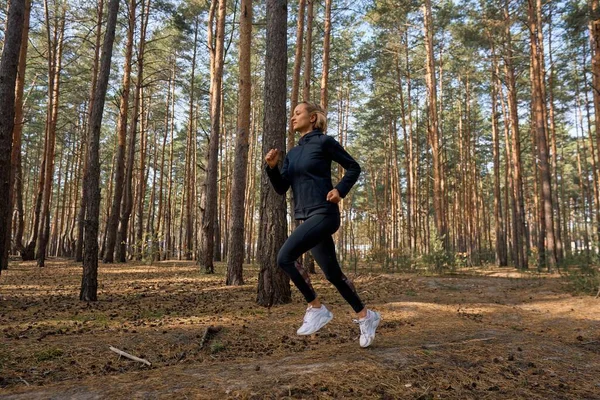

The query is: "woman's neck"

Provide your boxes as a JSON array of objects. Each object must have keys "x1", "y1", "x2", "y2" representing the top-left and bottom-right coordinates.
[{"x1": 299, "y1": 128, "x2": 315, "y2": 137}]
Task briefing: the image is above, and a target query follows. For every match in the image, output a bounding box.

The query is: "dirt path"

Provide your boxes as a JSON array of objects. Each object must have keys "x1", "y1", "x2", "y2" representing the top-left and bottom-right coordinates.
[{"x1": 1, "y1": 260, "x2": 599, "y2": 399}]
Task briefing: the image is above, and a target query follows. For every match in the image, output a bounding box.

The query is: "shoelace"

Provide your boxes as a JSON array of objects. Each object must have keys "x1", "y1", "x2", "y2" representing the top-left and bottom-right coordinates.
[{"x1": 353, "y1": 318, "x2": 368, "y2": 334}]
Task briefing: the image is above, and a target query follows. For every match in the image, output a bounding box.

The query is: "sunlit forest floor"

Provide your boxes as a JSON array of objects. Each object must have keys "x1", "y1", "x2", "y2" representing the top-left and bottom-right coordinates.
[{"x1": 1, "y1": 258, "x2": 599, "y2": 399}]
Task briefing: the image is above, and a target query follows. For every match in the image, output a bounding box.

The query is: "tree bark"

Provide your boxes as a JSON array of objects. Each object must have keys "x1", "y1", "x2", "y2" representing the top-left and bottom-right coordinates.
[
  {"x1": 547, "y1": 9, "x2": 564, "y2": 264},
  {"x1": 528, "y1": 0, "x2": 556, "y2": 270},
  {"x1": 490, "y1": 46, "x2": 507, "y2": 266},
  {"x1": 117, "y1": 0, "x2": 147, "y2": 263},
  {"x1": 37, "y1": 3, "x2": 66, "y2": 268},
  {"x1": 289, "y1": 0, "x2": 305, "y2": 150},
  {"x1": 320, "y1": 0, "x2": 331, "y2": 111},
  {"x1": 6, "y1": 0, "x2": 31, "y2": 265},
  {"x1": 227, "y1": 0, "x2": 252, "y2": 286},
  {"x1": 103, "y1": 0, "x2": 132, "y2": 263},
  {"x1": 257, "y1": 0, "x2": 291, "y2": 306},
  {"x1": 590, "y1": 0, "x2": 600, "y2": 245},
  {"x1": 184, "y1": 19, "x2": 199, "y2": 261},
  {"x1": 423, "y1": 0, "x2": 446, "y2": 247},
  {"x1": 76, "y1": 1, "x2": 104, "y2": 262},
  {"x1": 302, "y1": 0, "x2": 313, "y2": 101},
  {"x1": 200, "y1": 0, "x2": 226, "y2": 273},
  {"x1": 156, "y1": 58, "x2": 174, "y2": 259},
  {"x1": 80, "y1": 0, "x2": 120, "y2": 301},
  {"x1": 0, "y1": 0, "x2": 26, "y2": 271},
  {"x1": 503, "y1": 0, "x2": 528, "y2": 268}
]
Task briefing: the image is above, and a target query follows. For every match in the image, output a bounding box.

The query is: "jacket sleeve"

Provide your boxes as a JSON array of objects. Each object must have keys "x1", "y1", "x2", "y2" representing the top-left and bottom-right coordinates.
[
  {"x1": 323, "y1": 135, "x2": 361, "y2": 198},
  {"x1": 265, "y1": 154, "x2": 291, "y2": 195}
]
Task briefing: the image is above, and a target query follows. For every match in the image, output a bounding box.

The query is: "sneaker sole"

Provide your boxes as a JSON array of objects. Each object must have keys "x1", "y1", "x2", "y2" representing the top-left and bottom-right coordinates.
[{"x1": 296, "y1": 311, "x2": 333, "y2": 336}]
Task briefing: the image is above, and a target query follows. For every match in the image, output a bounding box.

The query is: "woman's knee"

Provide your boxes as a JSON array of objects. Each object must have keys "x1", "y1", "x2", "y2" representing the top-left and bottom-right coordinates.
[
  {"x1": 277, "y1": 249, "x2": 293, "y2": 269},
  {"x1": 323, "y1": 268, "x2": 342, "y2": 283}
]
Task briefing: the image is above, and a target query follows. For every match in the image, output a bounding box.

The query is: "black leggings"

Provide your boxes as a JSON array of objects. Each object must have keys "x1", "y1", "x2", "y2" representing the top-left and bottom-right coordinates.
[{"x1": 277, "y1": 213, "x2": 364, "y2": 313}]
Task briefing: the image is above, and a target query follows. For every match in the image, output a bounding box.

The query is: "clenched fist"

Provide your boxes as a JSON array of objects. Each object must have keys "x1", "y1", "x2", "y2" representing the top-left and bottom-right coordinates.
[
  {"x1": 326, "y1": 188, "x2": 341, "y2": 204},
  {"x1": 265, "y1": 148, "x2": 280, "y2": 169}
]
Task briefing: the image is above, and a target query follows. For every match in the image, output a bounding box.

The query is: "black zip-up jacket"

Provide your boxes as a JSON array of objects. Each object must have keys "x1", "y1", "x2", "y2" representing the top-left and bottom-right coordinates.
[{"x1": 266, "y1": 130, "x2": 361, "y2": 220}]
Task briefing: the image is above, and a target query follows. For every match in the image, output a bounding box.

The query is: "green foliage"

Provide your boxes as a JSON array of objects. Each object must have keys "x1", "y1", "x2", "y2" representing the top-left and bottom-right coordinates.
[
  {"x1": 35, "y1": 348, "x2": 64, "y2": 362},
  {"x1": 564, "y1": 264, "x2": 600, "y2": 296},
  {"x1": 130, "y1": 232, "x2": 163, "y2": 264},
  {"x1": 210, "y1": 341, "x2": 226, "y2": 354},
  {"x1": 419, "y1": 234, "x2": 455, "y2": 273}
]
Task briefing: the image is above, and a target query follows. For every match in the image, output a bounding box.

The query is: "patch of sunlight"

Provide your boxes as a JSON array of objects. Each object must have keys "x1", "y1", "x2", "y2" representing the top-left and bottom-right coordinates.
[
  {"x1": 469, "y1": 268, "x2": 562, "y2": 279},
  {"x1": 1, "y1": 284, "x2": 69, "y2": 291},
  {"x1": 388, "y1": 301, "x2": 501, "y2": 316},
  {"x1": 383, "y1": 303, "x2": 419, "y2": 318},
  {"x1": 100, "y1": 266, "x2": 197, "y2": 274},
  {"x1": 515, "y1": 298, "x2": 600, "y2": 320}
]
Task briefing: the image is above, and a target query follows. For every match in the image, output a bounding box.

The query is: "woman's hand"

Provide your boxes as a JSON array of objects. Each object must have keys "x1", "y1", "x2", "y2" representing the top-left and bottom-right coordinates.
[
  {"x1": 265, "y1": 149, "x2": 280, "y2": 169},
  {"x1": 326, "y1": 189, "x2": 341, "y2": 204}
]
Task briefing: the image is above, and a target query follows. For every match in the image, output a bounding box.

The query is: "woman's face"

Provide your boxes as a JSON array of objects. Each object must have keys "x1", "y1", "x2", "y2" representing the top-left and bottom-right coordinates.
[{"x1": 292, "y1": 104, "x2": 315, "y2": 134}]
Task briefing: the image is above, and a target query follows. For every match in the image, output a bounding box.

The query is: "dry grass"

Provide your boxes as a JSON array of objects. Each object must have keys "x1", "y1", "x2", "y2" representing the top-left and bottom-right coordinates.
[{"x1": 1, "y1": 259, "x2": 599, "y2": 399}]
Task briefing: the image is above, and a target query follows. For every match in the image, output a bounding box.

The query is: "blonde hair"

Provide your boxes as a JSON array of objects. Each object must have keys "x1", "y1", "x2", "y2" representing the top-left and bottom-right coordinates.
[{"x1": 299, "y1": 101, "x2": 327, "y2": 133}]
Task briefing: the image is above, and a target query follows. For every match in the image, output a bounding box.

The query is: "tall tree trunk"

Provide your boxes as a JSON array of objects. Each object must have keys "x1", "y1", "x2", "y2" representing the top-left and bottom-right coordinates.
[
  {"x1": 528, "y1": 0, "x2": 556, "y2": 270},
  {"x1": 0, "y1": 0, "x2": 26, "y2": 271},
  {"x1": 156, "y1": 58, "x2": 174, "y2": 259},
  {"x1": 200, "y1": 0, "x2": 226, "y2": 273},
  {"x1": 103, "y1": 0, "x2": 132, "y2": 263},
  {"x1": 227, "y1": 0, "x2": 252, "y2": 286},
  {"x1": 76, "y1": 1, "x2": 104, "y2": 262},
  {"x1": 37, "y1": 4, "x2": 66, "y2": 268},
  {"x1": 504, "y1": 0, "x2": 528, "y2": 268},
  {"x1": 590, "y1": 0, "x2": 600, "y2": 243},
  {"x1": 576, "y1": 137, "x2": 591, "y2": 256},
  {"x1": 135, "y1": 88, "x2": 150, "y2": 260},
  {"x1": 287, "y1": 0, "x2": 305, "y2": 254},
  {"x1": 257, "y1": 0, "x2": 291, "y2": 306},
  {"x1": 302, "y1": 0, "x2": 313, "y2": 101},
  {"x1": 423, "y1": 0, "x2": 445, "y2": 247},
  {"x1": 547, "y1": 9, "x2": 564, "y2": 264},
  {"x1": 117, "y1": 0, "x2": 147, "y2": 263},
  {"x1": 320, "y1": 0, "x2": 331, "y2": 111},
  {"x1": 134, "y1": 0, "x2": 151, "y2": 261},
  {"x1": 50, "y1": 146, "x2": 65, "y2": 255},
  {"x1": 289, "y1": 0, "x2": 305, "y2": 150},
  {"x1": 99, "y1": 141, "x2": 116, "y2": 259},
  {"x1": 68, "y1": 121, "x2": 85, "y2": 256},
  {"x1": 6, "y1": 0, "x2": 31, "y2": 265},
  {"x1": 300, "y1": 0, "x2": 316, "y2": 272},
  {"x1": 184, "y1": 19, "x2": 199, "y2": 261},
  {"x1": 164, "y1": 65, "x2": 176, "y2": 260},
  {"x1": 145, "y1": 119, "x2": 158, "y2": 261},
  {"x1": 491, "y1": 47, "x2": 507, "y2": 266},
  {"x1": 404, "y1": 31, "x2": 416, "y2": 254},
  {"x1": 80, "y1": 0, "x2": 120, "y2": 301}
]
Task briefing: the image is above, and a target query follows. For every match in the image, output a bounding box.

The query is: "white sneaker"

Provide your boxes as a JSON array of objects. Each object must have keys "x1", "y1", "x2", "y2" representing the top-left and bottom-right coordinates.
[
  {"x1": 296, "y1": 305, "x2": 333, "y2": 335},
  {"x1": 354, "y1": 309, "x2": 381, "y2": 348}
]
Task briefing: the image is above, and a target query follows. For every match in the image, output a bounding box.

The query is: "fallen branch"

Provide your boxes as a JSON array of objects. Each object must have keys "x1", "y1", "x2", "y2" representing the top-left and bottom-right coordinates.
[
  {"x1": 18, "y1": 376, "x2": 30, "y2": 386},
  {"x1": 109, "y1": 346, "x2": 152, "y2": 366},
  {"x1": 199, "y1": 326, "x2": 222, "y2": 349}
]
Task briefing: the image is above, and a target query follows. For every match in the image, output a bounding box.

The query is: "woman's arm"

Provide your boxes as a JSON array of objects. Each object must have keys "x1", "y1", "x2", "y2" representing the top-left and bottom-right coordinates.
[
  {"x1": 265, "y1": 154, "x2": 291, "y2": 195},
  {"x1": 324, "y1": 136, "x2": 361, "y2": 198}
]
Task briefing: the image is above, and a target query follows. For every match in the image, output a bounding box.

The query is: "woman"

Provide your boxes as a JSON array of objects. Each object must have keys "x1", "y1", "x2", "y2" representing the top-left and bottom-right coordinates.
[{"x1": 264, "y1": 101, "x2": 381, "y2": 348}]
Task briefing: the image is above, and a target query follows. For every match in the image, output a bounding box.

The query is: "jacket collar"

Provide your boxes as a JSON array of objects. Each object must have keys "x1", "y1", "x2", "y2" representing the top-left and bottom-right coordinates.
[{"x1": 298, "y1": 130, "x2": 322, "y2": 145}]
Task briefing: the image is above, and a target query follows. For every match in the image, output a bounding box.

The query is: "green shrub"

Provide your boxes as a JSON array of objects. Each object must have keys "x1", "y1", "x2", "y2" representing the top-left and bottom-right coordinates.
[{"x1": 565, "y1": 265, "x2": 600, "y2": 295}]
